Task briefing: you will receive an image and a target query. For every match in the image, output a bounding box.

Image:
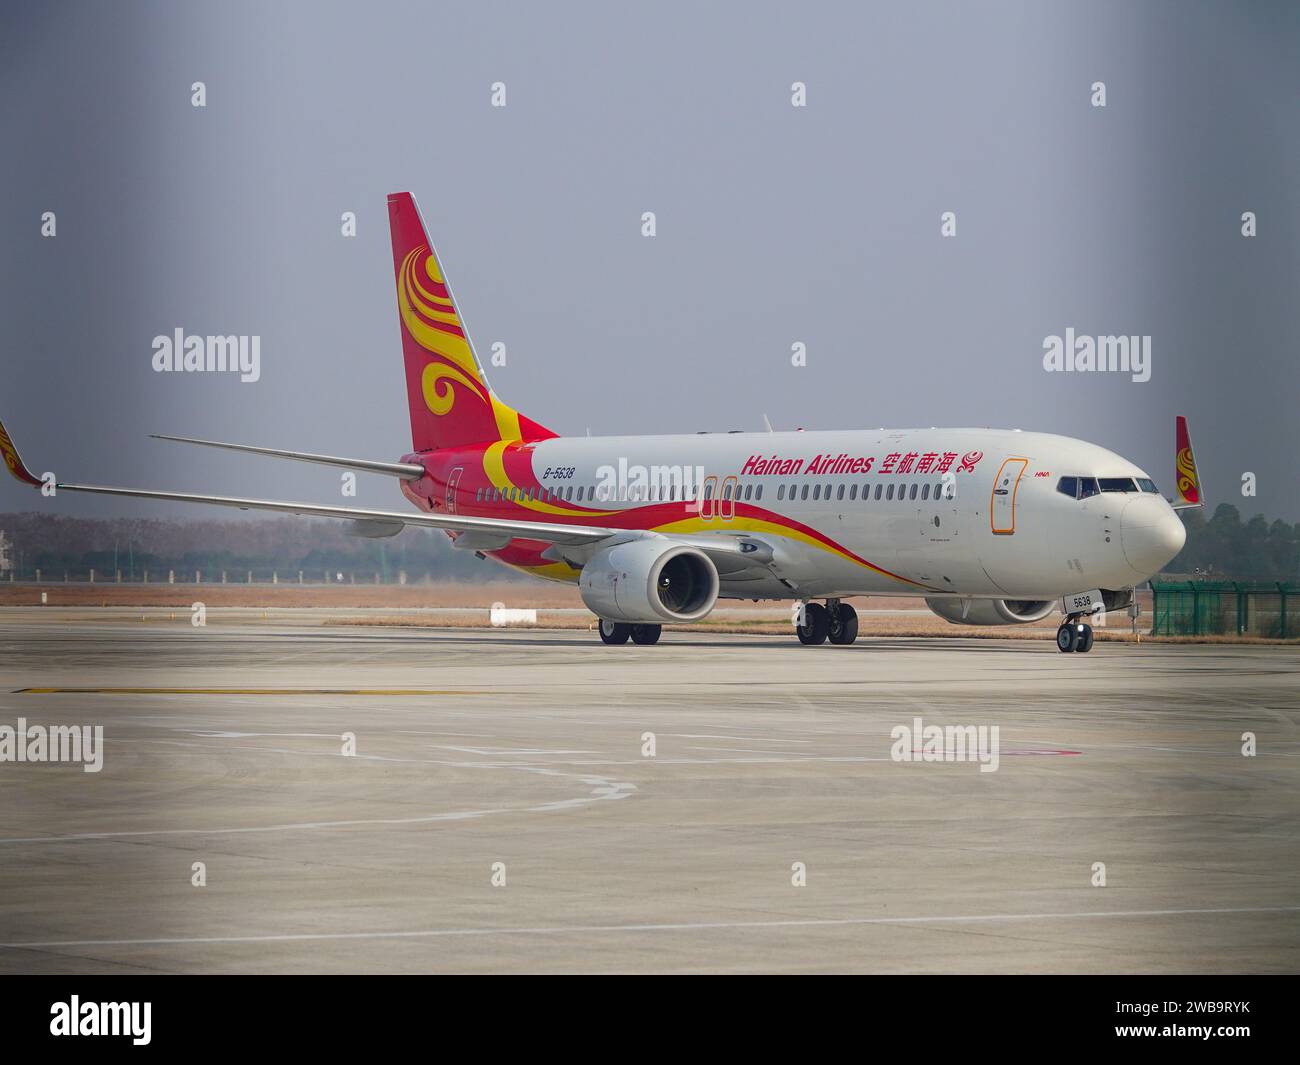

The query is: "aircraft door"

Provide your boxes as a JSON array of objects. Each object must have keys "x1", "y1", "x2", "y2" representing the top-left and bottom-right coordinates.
[
  {"x1": 990, "y1": 458, "x2": 1028, "y2": 535},
  {"x1": 445, "y1": 466, "x2": 464, "y2": 513}
]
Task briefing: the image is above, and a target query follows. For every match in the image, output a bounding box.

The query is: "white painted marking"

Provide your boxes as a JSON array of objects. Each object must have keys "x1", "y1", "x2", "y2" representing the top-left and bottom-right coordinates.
[{"x1": 4, "y1": 906, "x2": 1296, "y2": 951}]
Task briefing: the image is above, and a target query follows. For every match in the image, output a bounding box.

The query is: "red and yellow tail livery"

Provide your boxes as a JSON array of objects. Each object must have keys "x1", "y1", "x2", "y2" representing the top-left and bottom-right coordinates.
[
  {"x1": 1174, "y1": 414, "x2": 1202, "y2": 508},
  {"x1": 387, "y1": 192, "x2": 555, "y2": 453}
]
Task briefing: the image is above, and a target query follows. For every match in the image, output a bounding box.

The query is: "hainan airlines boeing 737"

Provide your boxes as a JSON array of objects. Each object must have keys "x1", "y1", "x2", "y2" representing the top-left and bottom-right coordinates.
[{"x1": 0, "y1": 191, "x2": 1204, "y2": 652}]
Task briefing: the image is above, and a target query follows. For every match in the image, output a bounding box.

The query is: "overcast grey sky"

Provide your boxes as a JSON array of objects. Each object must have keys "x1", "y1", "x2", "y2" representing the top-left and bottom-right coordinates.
[{"x1": 2, "y1": 0, "x2": 1298, "y2": 518}]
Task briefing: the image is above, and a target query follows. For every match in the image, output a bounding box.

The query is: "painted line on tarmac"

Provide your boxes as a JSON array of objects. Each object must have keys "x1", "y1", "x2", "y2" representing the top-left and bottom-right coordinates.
[
  {"x1": 13, "y1": 687, "x2": 489, "y2": 696},
  {"x1": 4, "y1": 905, "x2": 1298, "y2": 951}
]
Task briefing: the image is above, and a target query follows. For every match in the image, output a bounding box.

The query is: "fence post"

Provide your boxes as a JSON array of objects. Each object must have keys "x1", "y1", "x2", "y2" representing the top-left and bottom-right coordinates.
[{"x1": 1281, "y1": 583, "x2": 1289, "y2": 640}]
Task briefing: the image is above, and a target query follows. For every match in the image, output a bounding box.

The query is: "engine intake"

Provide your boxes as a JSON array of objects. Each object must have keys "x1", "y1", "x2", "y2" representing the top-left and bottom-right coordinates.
[
  {"x1": 580, "y1": 540, "x2": 720, "y2": 624},
  {"x1": 925, "y1": 597, "x2": 1057, "y2": 626}
]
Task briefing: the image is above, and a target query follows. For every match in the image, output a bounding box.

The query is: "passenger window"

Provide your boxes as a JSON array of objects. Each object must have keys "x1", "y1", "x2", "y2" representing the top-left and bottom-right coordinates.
[
  {"x1": 921, "y1": 484, "x2": 930, "y2": 500},
  {"x1": 704, "y1": 483, "x2": 714, "y2": 500},
  {"x1": 837, "y1": 484, "x2": 845, "y2": 501},
  {"x1": 887, "y1": 484, "x2": 895, "y2": 500},
  {"x1": 801, "y1": 484, "x2": 810, "y2": 501},
  {"x1": 755, "y1": 485, "x2": 762, "y2": 501},
  {"x1": 824, "y1": 483, "x2": 831, "y2": 498},
  {"x1": 909, "y1": 483, "x2": 918, "y2": 500},
  {"x1": 813, "y1": 484, "x2": 821, "y2": 500},
  {"x1": 723, "y1": 483, "x2": 732, "y2": 501},
  {"x1": 850, "y1": 484, "x2": 858, "y2": 500},
  {"x1": 874, "y1": 484, "x2": 882, "y2": 500},
  {"x1": 778, "y1": 485, "x2": 785, "y2": 501}
]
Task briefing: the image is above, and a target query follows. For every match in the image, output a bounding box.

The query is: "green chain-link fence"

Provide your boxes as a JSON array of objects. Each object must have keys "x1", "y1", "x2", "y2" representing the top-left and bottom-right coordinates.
[{"x1": 1151, "y1": 581, "x2": 1300, "y2": 637}]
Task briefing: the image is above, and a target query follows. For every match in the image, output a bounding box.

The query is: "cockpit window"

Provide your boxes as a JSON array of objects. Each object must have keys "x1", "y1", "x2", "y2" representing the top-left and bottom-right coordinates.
[
  {"x1": 1098, "y1": 477, "x2": 1138, "y2": 492},
  {"x1": 1136, "y1": 477, "x2": 1159, "y2": 494},
  {"x1": 1058, "y1": 476, "x2": 1102, "y2": 500}
]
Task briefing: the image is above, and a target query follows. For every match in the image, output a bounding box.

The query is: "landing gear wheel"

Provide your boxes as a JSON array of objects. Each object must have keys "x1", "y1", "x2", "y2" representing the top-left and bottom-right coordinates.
[
  {"x1": 630, "y1": 623, "x2": 662, "y2": 645},
  {"x1": 599, "y1": 619, "x2": 631, "y2": 645},
  {"x1": 796, "y1": 602, "x2": 830, "y2": 645},
  {"x1": 1056, "y1": 623, "x2": 1079, "y2": 653},
  {"x1": 1076, "y1": 624, "x2": 1094, "y2": 653},
  {"x1": 828, "y1": 603, "x2": 859, "y2": 645}
]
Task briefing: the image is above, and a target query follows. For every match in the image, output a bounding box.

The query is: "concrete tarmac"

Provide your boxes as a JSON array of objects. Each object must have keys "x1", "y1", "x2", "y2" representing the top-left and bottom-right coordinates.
[{"x1": 0, "y1": 610, "x2": 1296, "y2": 973}]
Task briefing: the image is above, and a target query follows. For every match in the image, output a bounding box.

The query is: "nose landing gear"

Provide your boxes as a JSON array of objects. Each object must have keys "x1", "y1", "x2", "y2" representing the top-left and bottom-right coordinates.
[{"x1": 1056, "y1": 615, "x2": 1095, "y2": 653}]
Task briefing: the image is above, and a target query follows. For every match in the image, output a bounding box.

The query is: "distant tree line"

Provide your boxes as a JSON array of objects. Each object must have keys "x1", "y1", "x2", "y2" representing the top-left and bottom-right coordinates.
[
  {"x1": 1171, "y1": 505, "x2": 1300, "y2": 582},
  {"x1": 0, "y1": 512, "x2": 527, "y2": 582},
  {"x1": 2, "y1": 504, "x2": 1296, "y2": 585}
]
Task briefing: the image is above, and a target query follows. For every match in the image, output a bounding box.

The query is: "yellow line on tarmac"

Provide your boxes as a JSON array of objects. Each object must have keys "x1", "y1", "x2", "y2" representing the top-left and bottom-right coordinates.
[{"x1": 14, "y1": 687, "x2": 488, "y2": 696}]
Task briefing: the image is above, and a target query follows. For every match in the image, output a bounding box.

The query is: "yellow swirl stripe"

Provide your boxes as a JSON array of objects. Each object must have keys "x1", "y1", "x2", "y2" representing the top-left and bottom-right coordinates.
[
  {"x1": 399, "y1": 284, "x2": 481, "y2": 383},
  {"x1": 481, "y1": 440, "x2": 618, "y2": 518},
  {"x1": 490, "y1": 396, "x2": 523, "y2": 442},
  {"x1": 422, "y1": 362, "x2": 482, "y2": 416},
  {"x1": 412, "y1": 270, "x2": 455, "y2": 310},
  {"x1": 406, "y1": 283, "x2": 462, "y2": 325}
]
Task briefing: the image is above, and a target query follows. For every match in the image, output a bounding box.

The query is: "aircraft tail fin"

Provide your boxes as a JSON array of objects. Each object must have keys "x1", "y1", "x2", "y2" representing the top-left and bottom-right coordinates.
[
  {"x1": 1173, "y1": 415, "x2": 1203, "y2": 509},
  {"x1": 0, "y1": 415, "x2": 42, "y2": 487},
  {"x1": 387, "y1": 192, "x2": 555, "y2": 452}
]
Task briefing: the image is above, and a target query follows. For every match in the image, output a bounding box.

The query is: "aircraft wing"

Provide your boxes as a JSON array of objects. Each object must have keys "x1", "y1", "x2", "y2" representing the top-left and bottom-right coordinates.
[
  {"x1": 47, "y1": 482, "x2": 621, "y2": 547},
  {"x1": 0, "y1": 414, "x2": 769, "y2": 563},
  {"x1": 149, "y1": 434, "x2": 426, "y2": 479},
  {"x1": 0, "y1": 413, "x2": 614, "y2": 546}
]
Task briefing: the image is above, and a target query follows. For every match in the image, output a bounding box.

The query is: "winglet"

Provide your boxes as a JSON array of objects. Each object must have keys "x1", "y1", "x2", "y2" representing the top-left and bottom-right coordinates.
[
  {"x1": 0, "y1": 414, "x2": 42, "y2": 487},
  {"x1": 1174, "y1": 415, "x2": 1202, "y2": 508}
]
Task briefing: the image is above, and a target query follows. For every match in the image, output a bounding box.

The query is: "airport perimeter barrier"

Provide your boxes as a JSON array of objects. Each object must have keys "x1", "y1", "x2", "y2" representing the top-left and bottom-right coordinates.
[{"x1": 1150, "y1": 580, "x2": 1300, "y2": 637}]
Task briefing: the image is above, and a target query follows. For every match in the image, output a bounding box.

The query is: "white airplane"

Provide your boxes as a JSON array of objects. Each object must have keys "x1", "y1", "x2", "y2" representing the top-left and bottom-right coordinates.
[{"x1": 0, "y1": 192, "x2": 1203, "y2": 652}]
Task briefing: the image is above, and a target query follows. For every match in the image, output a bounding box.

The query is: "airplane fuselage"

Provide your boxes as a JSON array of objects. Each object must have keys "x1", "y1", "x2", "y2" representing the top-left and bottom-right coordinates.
[{"x1": 399, "y1": 426, "x2": 1187, "y2": 603}]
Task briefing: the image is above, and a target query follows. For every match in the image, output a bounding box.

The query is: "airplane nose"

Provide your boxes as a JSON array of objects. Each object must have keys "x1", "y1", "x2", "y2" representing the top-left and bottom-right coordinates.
[{"x1": 1120, "y1": 496, "x2": 1186, "y2": 577}]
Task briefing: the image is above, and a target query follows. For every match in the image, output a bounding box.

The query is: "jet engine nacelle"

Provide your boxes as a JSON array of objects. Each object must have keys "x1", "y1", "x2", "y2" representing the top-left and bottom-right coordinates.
[
  {"x1": 579, "y1": 539, "x2": 720, "y2": 624},
  {"x1": 925, "y1": 597, "x2": 1057, "y2": 626}
]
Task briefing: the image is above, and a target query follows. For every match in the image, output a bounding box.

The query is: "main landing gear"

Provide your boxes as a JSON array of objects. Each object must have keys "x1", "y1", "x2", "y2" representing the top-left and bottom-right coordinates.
[
  {"x1": 1056, "y1": 615, "x2": 1095, "y2": 653},
  {"x1": 796, "y1": 599, "x2": 859, "y2": 646},
  {"x1": 598, "y1": 619, "x2": 662, "y2": 645}
]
